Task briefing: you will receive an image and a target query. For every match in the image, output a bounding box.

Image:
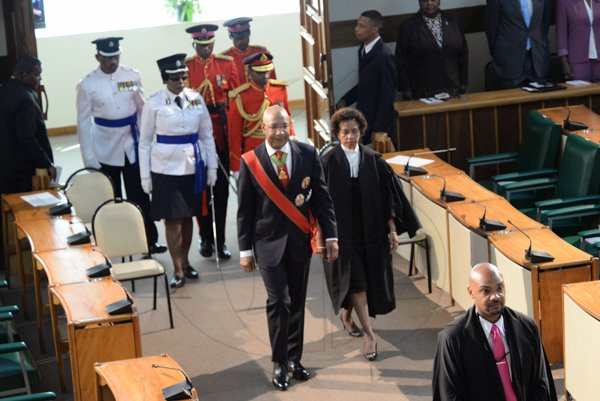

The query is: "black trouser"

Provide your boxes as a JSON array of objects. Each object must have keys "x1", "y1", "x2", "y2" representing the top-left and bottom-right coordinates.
[
  {"x1": 100, "y1": 157, "x2": 158, "y2": 245},
  {"x1": 199, "y1": 148, "x2": 229, "y2": 247},
  {"x1": 259, "y1": 248, "x2": 311, "y2": 362}
]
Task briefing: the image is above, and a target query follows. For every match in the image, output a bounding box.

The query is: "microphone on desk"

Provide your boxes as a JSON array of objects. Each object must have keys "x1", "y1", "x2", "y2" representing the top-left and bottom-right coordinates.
[
  {"x1": 67, "y1": 224, "x2": 92, "y2": 245},
  {"x1": 470, "y1": 200, "x2": 507, "y2": 231},
  {"x1": 49, "y1": 202, "x2": 72, "y2": 216},
  {"x1": 86, "y1": 248, "x2": 112, "y2": 278},
  {"x1": 507, "y1": 220, "x2": 555, "y2": 263},
  {"x1": 564, "y1": 108, "x2": 588, "y2": 131},
  {"x1": 403, "y1": 147, "x2": 457, "y2": 177},
  {"x1": 430, "y1": 174, "x2": 465, "y2": 202},
  {"x1": 152, "y1": 364, "x2": 198, "y2": 401},
  {"x1": 106, "y1": 284, "x2": 134, "y2": 316}
]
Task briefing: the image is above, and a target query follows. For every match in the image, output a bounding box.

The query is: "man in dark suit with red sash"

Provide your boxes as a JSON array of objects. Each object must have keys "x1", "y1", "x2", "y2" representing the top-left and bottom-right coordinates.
[{"x1": 237, "y1": 105, "x2": 338, "y2": 391}]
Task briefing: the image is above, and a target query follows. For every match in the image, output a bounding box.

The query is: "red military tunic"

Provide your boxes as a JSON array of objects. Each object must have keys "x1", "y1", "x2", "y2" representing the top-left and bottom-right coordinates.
[
  {"x1": 221, "y1": 45, "x2": 277, "y2": 86},
  {"x1": 186, "y1": 53, "x2": 240, "y2": 152},
  {"x1": 228, "y1": 79, "x2": 294, "y2": 172}
]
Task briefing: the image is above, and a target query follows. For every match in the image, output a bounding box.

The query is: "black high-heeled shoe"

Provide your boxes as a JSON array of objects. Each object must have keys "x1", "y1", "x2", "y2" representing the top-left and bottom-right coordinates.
[
  {"x1": 340, "y1": 315, "x2": 363, "y2": 337},
  {"x1": 364, "y1": 342, "x2": 378, "y2": 361}
]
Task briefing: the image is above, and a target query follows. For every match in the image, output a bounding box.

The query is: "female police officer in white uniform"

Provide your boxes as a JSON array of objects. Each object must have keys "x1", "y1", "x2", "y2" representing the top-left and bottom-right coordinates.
[{"x1": 139, "y1": 53, "x2": 217, "y2": 288}]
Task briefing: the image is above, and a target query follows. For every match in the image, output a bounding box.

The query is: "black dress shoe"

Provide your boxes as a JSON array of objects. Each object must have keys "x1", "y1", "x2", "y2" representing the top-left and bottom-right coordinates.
[
  {"x1": 169, "y1": 276, "x2": 185, "y2": 288},
  {"x1": 184, "y1": 265, "x2": 199, "y2": 279},
  {"x1": 287, "y1": 360, "x2": 310, "y2": 381},
  {"x1": 272, "y1": 361, "x2": 289, "y2": 391},
  {"x1": 217, "y1": 245, "x2": 232, "y2": 259},
  {"x1": 199, "y1": 241, "x2": 213, "y2": 257},
  {"x1": 149, "y1": 243, "x2": 168, "y2": 254}
]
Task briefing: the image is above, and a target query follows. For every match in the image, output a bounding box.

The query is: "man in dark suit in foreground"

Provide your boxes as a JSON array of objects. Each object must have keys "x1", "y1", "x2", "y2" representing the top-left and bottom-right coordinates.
[
  {"x1": 432, "y1": 262, "x2": 556, "y2": 401},
  {"x1": 485, "y1": 0, "x2": 552, "y2": 89},
  {"x1": 237, "y1": 105, "x2": 338, "y2": 391},
  {"x1": 336, "y1": 10, "x2": 397, "y2": 146}
]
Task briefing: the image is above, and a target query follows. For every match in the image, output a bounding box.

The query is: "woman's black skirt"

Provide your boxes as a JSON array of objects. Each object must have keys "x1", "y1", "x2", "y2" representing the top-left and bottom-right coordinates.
[{"x1": 151, "y1": 172, "x2": 202, "y2": 220}]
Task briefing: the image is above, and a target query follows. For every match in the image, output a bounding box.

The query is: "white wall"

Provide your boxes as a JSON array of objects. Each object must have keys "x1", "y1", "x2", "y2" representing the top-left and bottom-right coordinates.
[{"x1": 37, "y1": 13, "x2": 302, "y2": 129}]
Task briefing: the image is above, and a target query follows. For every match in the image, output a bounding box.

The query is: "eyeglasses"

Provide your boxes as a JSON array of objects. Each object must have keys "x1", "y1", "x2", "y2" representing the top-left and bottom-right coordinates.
[
  {"x1": 339, "y1": 128, "x2": 361, "y2": 137},
  {"x1": 169, "y1": 75, "x2": 188, "y2": 82}
]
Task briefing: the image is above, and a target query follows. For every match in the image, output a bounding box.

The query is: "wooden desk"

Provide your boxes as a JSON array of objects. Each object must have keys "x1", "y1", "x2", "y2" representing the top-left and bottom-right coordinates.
[
  {"x1": 394, "y1": 84, "x2": 600, "y2": 174},
  {"x1": 32, "y1": 245, "x2": 110, "y2": 351},
  {"x1": 446, "y1": 199, "x2": 545, "y2": 310},
  {"x1": 563, "y1": 281, "x2": 600, "y2": 401},
  {"x1": 489, "y1": 227, "x2": 597, "y2": 362},
  {"x1": 95, "y1": 354, "x2": 198, "y2": 401},
  {"x1": 538, "y1": 104, "x2": 600, "y2": 148},
  {"x1": 49, "y1": 279, "x2": 142, "y2": 401},
  {"x1": 13, "y1": 211, "x2": 82, "y2": 319},
  {"x1": 1, "y1": 190, "x2": 62, "y2": 287}
]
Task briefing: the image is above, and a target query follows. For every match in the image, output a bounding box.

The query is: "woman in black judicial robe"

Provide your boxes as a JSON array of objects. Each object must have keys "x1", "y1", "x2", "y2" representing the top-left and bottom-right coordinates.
[{"x1": 320, "y1": 108, "x2": 420, "y2": 361}]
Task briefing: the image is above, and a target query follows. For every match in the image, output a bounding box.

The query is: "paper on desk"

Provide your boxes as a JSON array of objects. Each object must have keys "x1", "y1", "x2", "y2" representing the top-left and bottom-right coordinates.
[
  {"x1": 566, "y1": 80, "x2": 591, "y2": 86},
  {"x1": 20, "y1": 192, "x2": 61, "y2": 207},
  {"x1": 385, "y1": 155, "x2": 435, "y2": 167},
  {"x1": 419, "y1": 97, "x2": 444, "y2": 104}
]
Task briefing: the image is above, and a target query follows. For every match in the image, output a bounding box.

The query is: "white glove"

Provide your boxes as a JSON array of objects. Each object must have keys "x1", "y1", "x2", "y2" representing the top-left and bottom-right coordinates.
[
  {"x1": 141, "y1": 177, "x2": 152, "y2": 194},
  {"x1": 231, "y1": 170, "x2": 239, "y2": 181},
  {"x1": 207, "y1": 168, "x2": 217, "y2": 187}
]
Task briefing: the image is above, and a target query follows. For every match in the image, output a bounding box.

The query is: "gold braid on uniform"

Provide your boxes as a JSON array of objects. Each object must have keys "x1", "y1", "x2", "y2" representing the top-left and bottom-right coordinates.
[
  {"x1": 196, "y1": 62, "x2": 216, "y2": 105},
  {"x1": 235, "y1": 95, "x2": 270, "y2": 138}
]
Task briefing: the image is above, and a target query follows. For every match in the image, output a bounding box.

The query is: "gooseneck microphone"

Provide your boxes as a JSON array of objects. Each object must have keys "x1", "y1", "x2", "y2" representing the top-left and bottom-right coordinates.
[
  {"x1": 152, "y1": 364, "x2": 198, "y2": 401},
  {"x1": 470, "y1": 200, "x2": 507, "y2": 231},
  {"x1": 564, "y1": 108, "x2": 588, "y2": 131},
  {"x1": 403, "y1": 147, "x2": 457, "y2": 177},
  {"x1": 507, "y1": 220, "x2": 554, "y2": 263},
  {"x1": 429, "y1": 174, "x2": 465, "y2": 202}
]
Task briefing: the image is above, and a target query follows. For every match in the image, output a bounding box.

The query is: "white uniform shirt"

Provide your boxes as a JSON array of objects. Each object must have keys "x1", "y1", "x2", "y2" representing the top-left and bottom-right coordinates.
[
  {"x1": 138, "y1": 86, "x2": 216, "y2": 181},
  {"x1": 76, "y1": 65, "x2": 145, "y2": 168}
]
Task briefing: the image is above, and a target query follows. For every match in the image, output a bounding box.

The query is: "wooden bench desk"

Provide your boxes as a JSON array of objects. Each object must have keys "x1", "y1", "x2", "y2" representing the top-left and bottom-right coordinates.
[
  {"x1": 95, "y1": 354, "x2": 198, "y2": 401},
  {"x1": 49, "y1": 279, "x2": 142, "y2": 401}
]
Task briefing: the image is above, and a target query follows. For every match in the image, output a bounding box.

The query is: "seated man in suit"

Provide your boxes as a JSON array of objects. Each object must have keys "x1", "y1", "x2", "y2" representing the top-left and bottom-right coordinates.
[
  {"x1": 432, "y1": 262, "x2": 557, "y2": 401},
  {"x1": 237, "y1": 105, "x2": 338, "y2": 391}
]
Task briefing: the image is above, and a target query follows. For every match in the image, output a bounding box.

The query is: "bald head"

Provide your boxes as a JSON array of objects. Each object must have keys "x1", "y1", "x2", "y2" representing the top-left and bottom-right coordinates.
[
  {"x1": 262, "y1": 105, "x2": 290, "y2": 150},
  {"x1": 468, "y1": 263, "x2": 505, "y2": 323}
]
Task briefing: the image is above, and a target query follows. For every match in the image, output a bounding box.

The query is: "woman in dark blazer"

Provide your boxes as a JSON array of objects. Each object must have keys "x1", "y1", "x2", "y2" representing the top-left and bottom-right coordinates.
[
  {"x1": 395, "y1": 0, "x2": 468, "y2": 99},
  {"x1": 556, "y1": 0, "x2": 600, "y2": 81},
  {"x1": 320, "y1": 108, "x2": 420, "y2": 361}
]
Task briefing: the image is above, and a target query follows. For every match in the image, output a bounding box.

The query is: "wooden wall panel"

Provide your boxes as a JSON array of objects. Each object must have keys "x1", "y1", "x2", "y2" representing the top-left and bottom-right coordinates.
[
  {"x1": 425, "y1": 114, "x2": 449, "y2": 161},
  {"x1": 447, "y1": 111, "x2": 471, "y2": 170},
  {"x1": 471, "y1": 108, "x2": 499, "y2": 177},
  {"x1": 397, "y1": 116, "x2": 424, "y2": 151}
]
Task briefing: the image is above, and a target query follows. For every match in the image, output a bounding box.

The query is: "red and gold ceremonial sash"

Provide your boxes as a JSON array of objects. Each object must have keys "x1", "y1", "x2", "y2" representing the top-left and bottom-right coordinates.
[{"x1": 242, "y1": 150, "x2": 319, "y2": 253}]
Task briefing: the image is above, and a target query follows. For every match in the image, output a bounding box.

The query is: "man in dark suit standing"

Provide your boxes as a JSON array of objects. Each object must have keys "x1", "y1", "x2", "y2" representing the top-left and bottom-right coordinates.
[
  {"x1": 336, "y1": 10, "x2": 397, "y2": 146},
  {"x1": 485, "y1": 0, "x2": 552, "y2": 89},
  {"x1": 237, "y1": 105, "x2": 338, "y2": 391},
  {"x1": 432, "y1": 262, "x2": 556, "y2": 401}
]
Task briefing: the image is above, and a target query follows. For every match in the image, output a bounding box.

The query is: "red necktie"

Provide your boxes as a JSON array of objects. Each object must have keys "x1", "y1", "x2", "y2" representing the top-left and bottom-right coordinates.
[{"x1": 491, "y1": 324, "x2": 517, "y2": 401}]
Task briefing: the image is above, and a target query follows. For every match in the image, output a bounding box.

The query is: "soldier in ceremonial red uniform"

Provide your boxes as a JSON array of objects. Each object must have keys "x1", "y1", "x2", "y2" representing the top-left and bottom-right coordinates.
[
  {"x1": 185, "y1": 24, "x2": 239, "y2": 260},
  {"x1": 228, "y1": 52, "x2": 294, "y2": 176},
  {"x1": 221, "y1": 17, "x2": 277, "y2": 85}
]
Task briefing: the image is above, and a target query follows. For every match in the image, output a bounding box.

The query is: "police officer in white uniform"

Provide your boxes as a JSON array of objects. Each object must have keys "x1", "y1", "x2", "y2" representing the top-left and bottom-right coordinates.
[
  {"x1": 139, "y1": 53, "x2": 218, "y2": 288},
  {"x1": 76, "y1": 37, "x2": 166, "y2": 254}
]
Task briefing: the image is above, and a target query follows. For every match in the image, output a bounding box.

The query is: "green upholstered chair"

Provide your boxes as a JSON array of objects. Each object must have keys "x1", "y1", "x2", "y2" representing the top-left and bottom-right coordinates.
[
  {"x1": 466, "y1": 110, "x2": 562, "y2": 183},
  {"x1": 0, "y1": 340, "x2": 39, "y2": 397},
  {"x1": 0, "y1": 392, "x2": 56, "y2": 401},
  {"x1": 502, "y1": 134, "x2": 600, "y2": 236}
]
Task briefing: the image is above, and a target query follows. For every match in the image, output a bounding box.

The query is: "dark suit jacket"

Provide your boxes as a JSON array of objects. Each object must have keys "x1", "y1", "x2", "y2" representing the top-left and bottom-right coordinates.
[
  {"x1": 0, "y1": 78, "x2": 53, "y2": 192},
  {"x1": 237, "y1": 140, "x2": 337, "y2": 267},
  {"x1": 556, "y1": 0, "x2": 600, "y2": 64},
  {"x1": 432, "y1": 306, "x2": 556, "y2": 401},
  {"x1": 395, "y1": 11, "x2": 468, "y2": 99},
  {"x1": 340, "y1": 39, "x2": 396, "y2": 144},
  {"x1": 486, "y1": 0, "x2": 552, "y2": 81}
]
